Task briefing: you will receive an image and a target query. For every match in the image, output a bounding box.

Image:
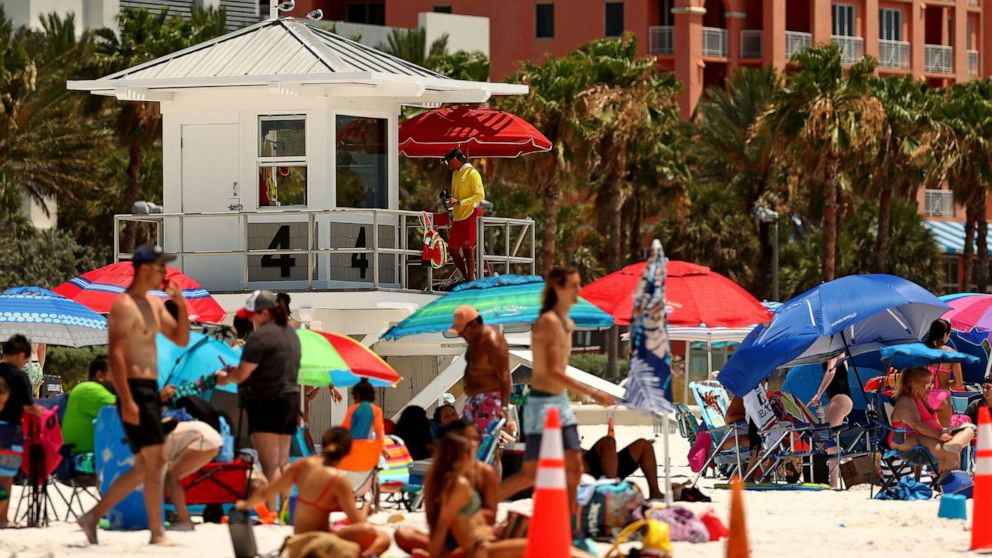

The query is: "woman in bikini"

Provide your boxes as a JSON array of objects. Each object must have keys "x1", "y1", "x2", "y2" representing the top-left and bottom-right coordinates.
[
  {"x1": 889, "y1": 367, "x2": 974, "y2": 474},
  {"x1": 237, "y1": 427, "x2": 389, "y2": 558},
  {"x1": 923, "y1": 319, "x2": 965, "y2": 427}
]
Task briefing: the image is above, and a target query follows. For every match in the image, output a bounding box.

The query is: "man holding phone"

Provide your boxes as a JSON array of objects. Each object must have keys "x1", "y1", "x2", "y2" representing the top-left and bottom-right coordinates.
[{"x1": 78, "y1": 245, "x2": 190, "y2": 546}]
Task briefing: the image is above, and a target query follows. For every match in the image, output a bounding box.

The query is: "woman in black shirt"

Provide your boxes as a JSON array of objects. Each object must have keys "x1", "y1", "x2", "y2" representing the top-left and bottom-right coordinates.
[{"x1": 809, "y1": 357, "x2": 853, "y2": 488}]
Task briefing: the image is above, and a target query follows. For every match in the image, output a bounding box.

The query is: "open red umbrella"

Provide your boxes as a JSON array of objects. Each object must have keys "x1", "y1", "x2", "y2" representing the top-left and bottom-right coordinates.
[
  {"x1": 399, "y1": 105, "x2": 552, "y2": 158},
  {"x1": 580, "y1": 261, "x2": 772, "y2": 327},
  {"x1": 54, "y1": 262, "x2": 227, "y2": 323}
]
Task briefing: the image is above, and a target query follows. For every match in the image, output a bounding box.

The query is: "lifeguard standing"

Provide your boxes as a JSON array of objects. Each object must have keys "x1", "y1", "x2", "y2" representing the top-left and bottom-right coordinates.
[{"x1": 444, "y1": 148, "x2": 485, "y2": 282}]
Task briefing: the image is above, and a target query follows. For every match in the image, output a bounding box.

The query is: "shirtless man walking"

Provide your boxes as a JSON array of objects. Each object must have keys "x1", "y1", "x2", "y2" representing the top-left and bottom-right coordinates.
[
  {"x1": 498, "y1": 267, "x2": 613, "y2": 540},
  {"x1": 450, "y1": 306, "x2": 510, "y2": 434},
  {"x1": 78, "y1": 245, "x2": 190, "y2": 545}
]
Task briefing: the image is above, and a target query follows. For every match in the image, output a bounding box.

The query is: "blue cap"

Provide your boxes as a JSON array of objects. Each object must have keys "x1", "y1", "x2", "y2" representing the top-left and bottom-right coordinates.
[{"x1": 132, "y1": 244, "x2": 176, "y2": 268}]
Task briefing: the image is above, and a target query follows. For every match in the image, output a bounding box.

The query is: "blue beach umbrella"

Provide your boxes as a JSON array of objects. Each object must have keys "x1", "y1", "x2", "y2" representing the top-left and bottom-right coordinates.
[
  {"x1": 157, "y1": 331, "x2": 239, "y2": 394},
  {"x1": 381, "y1": 274, "x2": 614, "y2": 340},
  {"x1": 878, "y1": 342, "x2": 978, "y2": 370},
  {"x1": 0, "y1": 286, "x2": 107, "y2": 347},
  {"x1": 718, "y1": 274, "x2": 948, "y2": 396}
]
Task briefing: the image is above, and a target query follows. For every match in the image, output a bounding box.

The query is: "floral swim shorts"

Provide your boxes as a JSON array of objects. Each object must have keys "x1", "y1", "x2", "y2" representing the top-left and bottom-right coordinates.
[{"x1": 462, "y1": 392, "x2": 503, "y2": 433}]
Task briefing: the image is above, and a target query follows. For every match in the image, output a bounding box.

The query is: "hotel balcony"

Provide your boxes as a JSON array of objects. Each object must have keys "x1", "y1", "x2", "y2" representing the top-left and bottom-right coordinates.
[
  {"x1": 923, "y1": 189, "x2": 955, "y2": 218},
  {"x1": 649, "y1": 25, "x2": 674, "y2": 55},
  {"x1": 925, "y1": 45, "x2": 954, "y2": 74},
  {"x1": 969, "y1": 50, "x2": 980, "y2": 78},
  {"x1": 785, "y1": 31, "x2": 812, "y2": 59},
  {"x1": 832, "y1": 35, "x2": 864, "y2": 64},
  {"x1": 878, "y1": 39, "x2": 910, "y2": 69},
  {"x1": 702, "y1": 27, "x2": 728, "y2": 57}
]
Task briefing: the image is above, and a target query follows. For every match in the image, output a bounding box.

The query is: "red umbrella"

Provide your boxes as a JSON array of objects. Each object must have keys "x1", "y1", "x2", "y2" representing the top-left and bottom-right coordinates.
[
  {"x1": 580, "y1": 261, "x2": 772, "y2": 327},
  {"x1": 54, "y1": 262, "x2": 227, "y2": 323},
  {"x1": 399, "y1": 105, "x2": 552, "y2": 158}
]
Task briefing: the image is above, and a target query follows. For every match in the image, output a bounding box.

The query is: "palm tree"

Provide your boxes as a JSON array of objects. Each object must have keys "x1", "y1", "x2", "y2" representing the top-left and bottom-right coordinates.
[
  {"x1": 378, "y1": 27, "x2": 449, "y2": 68},
  {"x1": 866, "y1": 76, "x2": 952, "y2": 273},
  {"x1": 940, "y1": 80, "x2": 992, "y2": 291},
  {"x1": 762, "y1": 45, "x2": 884, "y2": 281},
  {"x1": 692, "y1": 66, "x2": 778, "y2": 295},
  {"x1": 0, "y1": 10, "x2": 108, "y2": 225}
]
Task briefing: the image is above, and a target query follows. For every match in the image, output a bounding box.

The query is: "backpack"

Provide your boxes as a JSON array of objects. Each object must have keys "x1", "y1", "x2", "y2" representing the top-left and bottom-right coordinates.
[{"x1": 577, "y1": 480, "x2": 645, "y2": 541}]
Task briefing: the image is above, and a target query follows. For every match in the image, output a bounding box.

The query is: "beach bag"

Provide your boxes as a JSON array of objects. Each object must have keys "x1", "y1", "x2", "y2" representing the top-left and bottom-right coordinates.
[
  {"x1": 577, "y1": 480, "x2": 645, "y2": 541},
  {"x1": 941, "y1": 471, "x2": 974, "y2": 498},
  {"x1": 642, "y1": 504, "x2": 710, "y2": 543},
  {"x1": 280, "y1": 531, "x2": 360, "y2": 558},
  {"x1": 688, "y1": 430, "x2": 712, "y2": 473}
]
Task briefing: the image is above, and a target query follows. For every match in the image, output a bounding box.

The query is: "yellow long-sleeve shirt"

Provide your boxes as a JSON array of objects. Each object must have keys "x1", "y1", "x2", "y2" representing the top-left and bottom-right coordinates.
[{"x1": 451, "y1": 163, "x2": 485, "y2": 222}]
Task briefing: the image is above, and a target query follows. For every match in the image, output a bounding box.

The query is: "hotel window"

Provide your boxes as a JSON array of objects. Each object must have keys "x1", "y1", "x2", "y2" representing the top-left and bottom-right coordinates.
[
  {"x1": 258, "y1": 115, "x2": 307, "y2": 207},
  {"x1": 880, "y1": 8, "x2": 902, "y2": 41},
  {"x1": 536, "y1": 4, "x2": 554, "y2": 39},
  {"x1": 941, "y1": 256, "x2": 960, "y2": 294},
  {"x1": 832, "y1": 4, "x2": 855, "y2": 37},
  {"x1": 433, "y1": 6, "x2": 452, "y2": 13},
  {"x1": 605, "y1": 2, "x2": 624, "y2": 37},
  {"x1": 346, "y1": 2, "x2": 385, "y2": 25}
]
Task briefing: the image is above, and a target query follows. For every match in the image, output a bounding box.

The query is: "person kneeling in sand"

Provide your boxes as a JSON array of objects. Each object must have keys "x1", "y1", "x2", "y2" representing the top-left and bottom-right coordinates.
[{"x1": 237, "y1": 427, "x2": 389, "y2": 558}]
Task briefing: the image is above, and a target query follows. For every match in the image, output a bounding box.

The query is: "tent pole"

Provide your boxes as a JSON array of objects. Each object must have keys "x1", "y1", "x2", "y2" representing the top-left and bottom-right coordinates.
[
  {"x1": 684, "y1": 342, "x2": 691, "y2": 404},
  {"x1": 707, "y1": 334, "x2": 713, "y2": 376}
]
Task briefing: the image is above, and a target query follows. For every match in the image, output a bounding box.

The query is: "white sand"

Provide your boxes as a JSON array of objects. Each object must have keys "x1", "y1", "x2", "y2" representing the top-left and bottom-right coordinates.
[{"x1": 0, "y1": 423, "x2": 979, "y2": 557}]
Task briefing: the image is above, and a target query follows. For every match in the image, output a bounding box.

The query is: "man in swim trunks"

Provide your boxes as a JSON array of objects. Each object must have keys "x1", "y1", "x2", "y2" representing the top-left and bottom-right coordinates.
[
  {"x1": 498, "y1": 267, "x2": 613, "y2": 538},
  {"x1": 450, "y1": 306, "x2": 510, "y2": 434},
  {"x1": 78, "y1": 245, "x2": 190, "y2": 546}
]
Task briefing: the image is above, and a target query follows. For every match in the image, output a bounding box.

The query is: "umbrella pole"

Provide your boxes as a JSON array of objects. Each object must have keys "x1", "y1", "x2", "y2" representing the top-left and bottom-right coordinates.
[
  {"x1": 839, "y1": 330, "x2": 871, "y2": 416},
  {"x1": 662, "y1": 412, "x2": 673, "y2": 506}
]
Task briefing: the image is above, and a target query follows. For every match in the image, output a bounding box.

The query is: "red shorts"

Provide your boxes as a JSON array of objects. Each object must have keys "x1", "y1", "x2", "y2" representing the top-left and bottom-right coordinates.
[{"x1": 449, "y1": 208, "x2": 480, "y2": 251}]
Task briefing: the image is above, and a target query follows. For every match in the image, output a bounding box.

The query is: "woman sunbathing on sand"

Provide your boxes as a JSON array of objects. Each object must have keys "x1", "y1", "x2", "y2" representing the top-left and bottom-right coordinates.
[
  {"x1": 889, "y1": 367, "x2": 974, "y2": 474},
  {"x1": 236, "y1": 427, "x2": 389, "y2": 558},
  {"x1": 424, "y1": 433, "x2": 593, "y2": 558}
]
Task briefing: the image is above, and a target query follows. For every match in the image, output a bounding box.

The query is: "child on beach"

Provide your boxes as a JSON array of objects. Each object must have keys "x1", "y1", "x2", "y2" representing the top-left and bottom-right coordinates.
[{"x1": 237, "y1": 427, "x2": 389, "y2": 557}]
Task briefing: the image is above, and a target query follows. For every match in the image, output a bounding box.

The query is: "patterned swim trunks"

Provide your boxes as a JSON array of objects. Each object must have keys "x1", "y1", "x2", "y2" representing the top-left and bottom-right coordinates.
[{"x1": 462, "y1": 392, "x2": 503, "y2": 433}]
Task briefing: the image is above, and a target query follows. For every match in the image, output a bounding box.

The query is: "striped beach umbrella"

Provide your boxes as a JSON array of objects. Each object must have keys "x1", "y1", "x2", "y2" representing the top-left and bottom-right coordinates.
[
  {"x1": 54, "y1": 262, "x2": 226, "y2": 323},
  {"x1": 381, "y1": 274, "x2": 614, "y2": 340},
  {"x1": 298, "y1": 329, "x2": 401, "y2": 388},
  {"x1": 0, "y1": 287, "x2": 107, "y2": 347}
]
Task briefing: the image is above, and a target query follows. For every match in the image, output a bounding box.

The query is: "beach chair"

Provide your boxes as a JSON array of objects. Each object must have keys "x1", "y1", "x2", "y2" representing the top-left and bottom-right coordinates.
[
  {"x1": 49, "y1": 444, "x2": 98, "y2": 522},
  {"x1": 674, "y1": 403, "x2": 700, "y2": 446},
  {"x1": 873, "y1": 396, "x2": 939, "y2": 498},
  {"x1": 689, "y1": 382, "x2": 730, "y2": 429},
  {"x1": 375, "y1": 435, "x2": 414, "y2": 511}
]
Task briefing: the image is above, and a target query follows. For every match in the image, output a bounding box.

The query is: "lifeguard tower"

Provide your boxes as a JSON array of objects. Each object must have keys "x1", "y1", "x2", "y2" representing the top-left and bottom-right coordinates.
[{"x1": 67, "y1": 16, "x2": 540, "y2": 428}]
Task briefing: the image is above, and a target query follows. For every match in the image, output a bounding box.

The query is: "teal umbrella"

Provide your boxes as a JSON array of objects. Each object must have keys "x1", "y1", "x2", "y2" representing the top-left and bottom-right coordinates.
[{"x1": 382, "y1": 274, "x2": 614, "y2": 340}]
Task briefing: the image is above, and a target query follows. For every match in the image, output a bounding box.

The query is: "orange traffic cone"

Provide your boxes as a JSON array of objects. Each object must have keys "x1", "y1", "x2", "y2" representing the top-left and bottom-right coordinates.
[
  {"x1": 524, "y1": 407, "x2": 571, "y2": 558},
  {"x1": 727, "y1": 476, "x2": 750, "y2": 558},
  {"x1": 971, "y1": 406, "x2": 992, "y2": 551}
]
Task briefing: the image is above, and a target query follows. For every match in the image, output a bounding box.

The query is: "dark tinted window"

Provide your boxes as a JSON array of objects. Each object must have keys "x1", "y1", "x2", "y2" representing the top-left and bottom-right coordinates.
[
  {"x1": 434, "y1": 5, "x2": 453, "y2": 13},
  {"x1": 605, "y1": 2, "x2": 624, "y2": 37},
  {"x1": 346, "y1": 2, "x2": 385, "y2": 25},
  {"x1": 536, "y1": 4, "x2": 554, "y2": 38}
]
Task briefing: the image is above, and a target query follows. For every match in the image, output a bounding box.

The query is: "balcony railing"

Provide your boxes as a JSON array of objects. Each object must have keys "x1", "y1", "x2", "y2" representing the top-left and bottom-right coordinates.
[
  {"x1": 969, "y1": 50, "x2": 980, "y2": 78},
  {"x1": 925, "y1": 44, "x2": 954, "y2": 74},
  {"x1": 831, "y1": 35, "x2": 864, "y2": 64},
  {"x1": 968, "y1": 0, "x2": 978, "y2": 6},
  {"x1": 740, "y1": 30, "x2": 762, "y2": 59},
  {"x1": 923, "y1": 189, "x2": 955, "y2": 218},
  {"x1": 878, "y1": 39, "x2": 910, "y2": 69},
  {"x1": 702, "y1": 27, "x2": 728, "y2": 57},
  {"x1": 113, "y1": 209, "x2": 536, "y2": 293},
  {"x1": 785, "y1": 31, "x2": 812, "y2": 59},
  {"x1": 649, "y1": 25, "x2": 674, "y2": 55}
]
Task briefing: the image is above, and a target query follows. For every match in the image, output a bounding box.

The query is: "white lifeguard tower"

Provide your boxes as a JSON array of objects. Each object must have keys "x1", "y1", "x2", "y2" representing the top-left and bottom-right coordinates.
[{"x1": 67, "y1": 16, "x2": 543, "y2": 428}]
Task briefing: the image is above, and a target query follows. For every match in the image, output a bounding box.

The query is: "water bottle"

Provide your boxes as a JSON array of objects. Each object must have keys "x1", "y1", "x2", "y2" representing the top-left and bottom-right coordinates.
[{"x1": 815, "y1": 403, "x2": 826, "y2": 424}]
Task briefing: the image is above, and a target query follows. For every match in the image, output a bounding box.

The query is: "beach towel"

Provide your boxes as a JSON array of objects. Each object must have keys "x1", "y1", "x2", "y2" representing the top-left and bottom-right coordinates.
[
  {"x1": 875, "y1": 476, "x2": 933, "y2": 500},
  {"x1": 641, "y1": 504, "x2": 709, "y2": 543},
  {"x1": 713, "y1": 482, "x2": 830, "y2": 491}
]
